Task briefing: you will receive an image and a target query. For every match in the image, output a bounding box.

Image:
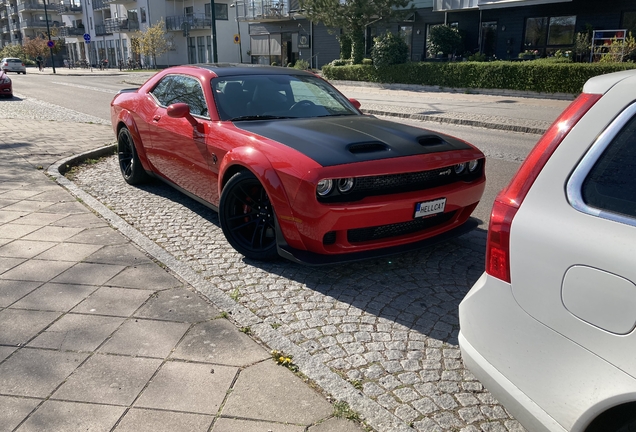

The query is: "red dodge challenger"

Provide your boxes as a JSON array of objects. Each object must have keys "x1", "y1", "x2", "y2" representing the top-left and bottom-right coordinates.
[{"x1": 110, "y1": 64, "x2": 486, "y2": 264}]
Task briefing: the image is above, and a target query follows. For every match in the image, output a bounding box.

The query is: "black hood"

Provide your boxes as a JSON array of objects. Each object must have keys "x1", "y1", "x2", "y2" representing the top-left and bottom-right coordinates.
[{"x1": 234, "y1": 115, "x2": 473, "y2": 167}]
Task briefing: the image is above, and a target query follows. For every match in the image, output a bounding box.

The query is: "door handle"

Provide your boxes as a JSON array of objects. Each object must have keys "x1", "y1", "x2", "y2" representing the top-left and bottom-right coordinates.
[{"x1": 153, "y1": 115, "x2": 161, "y2": 122}]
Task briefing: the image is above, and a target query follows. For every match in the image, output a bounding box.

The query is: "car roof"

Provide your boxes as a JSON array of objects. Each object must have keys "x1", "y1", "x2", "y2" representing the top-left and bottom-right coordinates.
[
  {"x1": 2, "y1": 58, "x2": 21, "y2": 61},
  {"x1": 186, "y1": 63, "x2": 315, "y2": 78},
  {"x1": 583, "y1": 69, "x2": 636, "y2": 95}
]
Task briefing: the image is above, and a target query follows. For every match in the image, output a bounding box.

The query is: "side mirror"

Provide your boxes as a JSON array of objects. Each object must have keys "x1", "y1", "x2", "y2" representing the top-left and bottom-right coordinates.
[
  {"x1": 167, "y1": 103, "x2": 200, "y2": 128},
  {"x1": 349, "y1": 98, "x2": 361, "y2": 110}
]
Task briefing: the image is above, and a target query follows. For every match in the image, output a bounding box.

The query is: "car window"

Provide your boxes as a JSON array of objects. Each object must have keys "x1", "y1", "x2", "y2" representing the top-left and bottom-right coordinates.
[
  {"x1": 212, "y1": 74, "x2": 358, "y2": 121},
  {"x1": 582, "y1": 112, "x2": 636, "y2": 219},
  {"x1": 150, "y1": 74, "x2": 209, "y2": 118}
]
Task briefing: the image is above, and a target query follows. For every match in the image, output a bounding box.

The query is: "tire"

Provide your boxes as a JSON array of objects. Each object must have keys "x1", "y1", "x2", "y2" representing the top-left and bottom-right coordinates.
[
  {"x1": 219, "y1": 171, "x2": 279, "y2": 261},
  {"x1": 117, "y1": 127, "x2": 149, "y2": 185}
]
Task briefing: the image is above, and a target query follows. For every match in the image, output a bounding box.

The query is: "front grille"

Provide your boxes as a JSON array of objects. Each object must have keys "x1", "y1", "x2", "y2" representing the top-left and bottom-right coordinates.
[
  {"x1": 347, "y1": 211, "x2": 456, "y2": 243},
  {"x1": 317, "y1": 161, "x2": 483, "y2": 203}
]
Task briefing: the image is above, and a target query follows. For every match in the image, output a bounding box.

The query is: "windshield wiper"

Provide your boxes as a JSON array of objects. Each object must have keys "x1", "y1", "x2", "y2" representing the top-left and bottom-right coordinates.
[
  {"x1": 229, "y1": 115, "x2": 292, "y2": 121},
  {"x1": 315, "y1": 113, "x2": 357, "y2": 118}
]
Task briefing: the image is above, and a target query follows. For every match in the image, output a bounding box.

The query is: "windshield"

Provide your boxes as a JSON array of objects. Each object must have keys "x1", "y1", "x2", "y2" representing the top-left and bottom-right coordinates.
[{"x1": 212, "y1": 74, "x2": 359, "y2": 121}]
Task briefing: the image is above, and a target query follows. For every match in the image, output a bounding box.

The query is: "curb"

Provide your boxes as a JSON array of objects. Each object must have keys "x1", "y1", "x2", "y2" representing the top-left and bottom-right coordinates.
[
  {"x1": 330, "y1": 79, "x2": 577, "y2": 101},
  {"x1": 47, "y1": 147, "x2": 415, "y2": 432},
  {"x1": 363, "y1": 109, "x2": 548, "y2": 135}
]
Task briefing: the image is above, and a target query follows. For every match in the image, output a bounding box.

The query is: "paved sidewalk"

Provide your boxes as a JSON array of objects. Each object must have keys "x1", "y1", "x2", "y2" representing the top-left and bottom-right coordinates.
[{"x1": 0, "y1": 120, "x2": 364, "y2": 431}]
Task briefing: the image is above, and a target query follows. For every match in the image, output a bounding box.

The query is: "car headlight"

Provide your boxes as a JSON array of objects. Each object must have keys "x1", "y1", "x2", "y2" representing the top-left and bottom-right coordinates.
[
  {"x1": 454, "y1": 163, "x2": 466, "y2": 174},
  {"x1": 0, "y1": 77, "x2": 9, "y2": 84},
  {"x1": 468, "y1": 159, "x2": 479, "y2": 172},
  {"x1": 316, "y1": 179, "x2": 333, "y2": 196},
  {"x1": 337, "y1": 177, "x2": 355, "y2": 193}
]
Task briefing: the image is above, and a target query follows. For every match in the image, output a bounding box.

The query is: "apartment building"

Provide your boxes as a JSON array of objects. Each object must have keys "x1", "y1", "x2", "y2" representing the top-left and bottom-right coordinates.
[{"x1": 1, "y1": 0, "x2": 62, "y2": 48}]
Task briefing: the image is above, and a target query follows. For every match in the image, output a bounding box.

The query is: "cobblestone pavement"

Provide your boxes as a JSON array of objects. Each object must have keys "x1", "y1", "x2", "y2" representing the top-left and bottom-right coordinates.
[{"x1": 71, "y1": 156, "x2": 526, "y2": 432}]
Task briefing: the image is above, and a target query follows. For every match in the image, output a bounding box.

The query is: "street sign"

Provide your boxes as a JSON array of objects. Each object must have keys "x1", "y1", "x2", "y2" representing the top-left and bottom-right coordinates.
[
  {"x1": 233, "y1": 34, "x2": 240, "y2": 44},
  {"x1": 83, "y1": 33, "x2": 91, "y2": 42},
  {"x1": 47, "y1": 40, "x2": 54, "y2": 48}
]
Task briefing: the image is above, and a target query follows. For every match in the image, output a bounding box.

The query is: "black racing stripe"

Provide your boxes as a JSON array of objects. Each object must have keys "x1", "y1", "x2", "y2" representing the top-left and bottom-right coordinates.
[{"x1": 234, "y1": 116, "x2": 473, "y2": 167}]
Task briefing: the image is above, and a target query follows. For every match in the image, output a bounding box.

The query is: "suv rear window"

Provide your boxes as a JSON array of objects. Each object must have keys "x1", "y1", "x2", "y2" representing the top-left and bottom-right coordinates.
[{"x1": 582, "y1": 113, "x2": 636, "y2": 219}]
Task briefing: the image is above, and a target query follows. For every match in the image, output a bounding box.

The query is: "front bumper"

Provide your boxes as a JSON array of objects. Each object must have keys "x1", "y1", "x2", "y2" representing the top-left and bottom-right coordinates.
[{"x1": 277, "y1": 216, "x2": 478, "y2": 265}]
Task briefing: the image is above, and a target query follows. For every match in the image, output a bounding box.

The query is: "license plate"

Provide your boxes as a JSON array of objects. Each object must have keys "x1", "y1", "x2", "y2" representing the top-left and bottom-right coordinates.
[{"x1": 414, "y1": 198, "x2": 446, "y2": 218}]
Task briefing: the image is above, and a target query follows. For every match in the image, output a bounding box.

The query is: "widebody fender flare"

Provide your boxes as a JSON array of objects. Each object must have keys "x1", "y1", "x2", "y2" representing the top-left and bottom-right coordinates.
[
  {"x1": 218, "y1": 146, "x2": 306, "y2": 250},
  {"x1": 115, "y1": 110, "x2": 152, "y2": 173}
]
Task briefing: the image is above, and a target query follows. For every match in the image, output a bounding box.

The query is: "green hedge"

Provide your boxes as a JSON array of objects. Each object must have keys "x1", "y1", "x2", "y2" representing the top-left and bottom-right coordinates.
[{"x1": 321, "y1": 61, "x2": 636, "y2": 94}]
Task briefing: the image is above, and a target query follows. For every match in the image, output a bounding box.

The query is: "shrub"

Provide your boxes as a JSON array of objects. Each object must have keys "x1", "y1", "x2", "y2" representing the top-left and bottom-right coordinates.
[
  {"x1": 293, "y1": 59, "x2": 310, "y2": 70},
  {"x1": 362, "y1": 58, "x2": 373, "y2": 65},
  {"x1": 330, "y1": 59, "x2": 351, "y2": 66},
  {"x1": 271, "y1": 62, "x2": 278, "y2": 66},
  {"x1": 428, "y1": 25, "x2": 463, "y2": 57},
  {"x1": 321, "y1": 61, "x2": 636, "y2": 94},
  {"x1": 371, "y1": 32, "x2": 408, "y2": 68}
]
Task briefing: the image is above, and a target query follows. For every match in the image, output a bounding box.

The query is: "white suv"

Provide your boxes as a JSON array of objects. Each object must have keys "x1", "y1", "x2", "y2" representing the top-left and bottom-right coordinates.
[{"x1": 459, "y1": 69, "x2": 636, "y2": 432}]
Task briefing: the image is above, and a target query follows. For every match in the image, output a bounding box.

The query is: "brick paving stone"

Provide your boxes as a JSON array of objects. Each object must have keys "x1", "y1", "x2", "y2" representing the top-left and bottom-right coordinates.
[{"x1": 68, "y1": 156, "x2": 526, "y2": 432}]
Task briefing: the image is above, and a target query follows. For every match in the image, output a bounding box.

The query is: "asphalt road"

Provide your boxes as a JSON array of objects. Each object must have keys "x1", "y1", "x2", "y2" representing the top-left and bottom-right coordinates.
[{"x1": 9, "y1": 71, "x2": 540, "y2": 225}]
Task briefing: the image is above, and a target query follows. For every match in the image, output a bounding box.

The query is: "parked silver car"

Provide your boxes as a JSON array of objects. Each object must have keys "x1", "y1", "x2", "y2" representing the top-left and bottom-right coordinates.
[
  {"x1": 1, "y1": 57, "x2": 26, "y2": 74},
  {"x1": 460, "y1": 69, "x2": 636, "y2": 432}
]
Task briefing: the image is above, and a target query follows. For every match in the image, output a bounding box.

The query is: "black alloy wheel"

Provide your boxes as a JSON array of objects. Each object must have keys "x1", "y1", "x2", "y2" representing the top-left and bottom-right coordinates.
[
  {"x1": 219, "y1": 171, "x2": 278, "y2": 261},
  {"x1": 117, "y1": 127, "x2": 149, "y2": 185}
]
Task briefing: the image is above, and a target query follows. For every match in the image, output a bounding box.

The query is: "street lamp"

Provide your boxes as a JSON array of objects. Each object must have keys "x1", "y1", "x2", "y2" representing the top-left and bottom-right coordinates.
[
  {"x1": 42, "y1": 0, "x2": 56, "y2": 73},
  {"x1": 210, "y1": 0, "x2": 218, "y2": 62},
  {"x1": 230, "y1": 2, "x2": 242, "y2": 63}
]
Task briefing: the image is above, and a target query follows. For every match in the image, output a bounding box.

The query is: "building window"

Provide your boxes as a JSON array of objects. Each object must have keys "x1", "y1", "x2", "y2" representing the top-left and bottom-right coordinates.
[
  {"x1": 622, "y1": 11, "x2": 636, "y2": 33},
  {"x1": 207, "y1": 35, "x2": 212, "y2": 62},
  {"x1": 481, "y1": 21, "x2": 497, "y2": 57},
  {"x1": 188, "y1": 36, "x2": 196, "y2": 64},
  {"x1": 399, "y1": 25, "x2": 413, "y2": 58},
  {"x1": 197, "y1": 36, "x2": 206, "y2": 62},
  {"x1": 205, "y1": 3, "x2": 228, "y2": 20},
  {"x1": 140, "y1": 7, "x2": 146, "y2": 23},
  {"x1": 524, "y1": 15, "x2": 576, "y2": 54},
  {"x1": 547, "y1": 16, "x2": 576, "y2": 45}
]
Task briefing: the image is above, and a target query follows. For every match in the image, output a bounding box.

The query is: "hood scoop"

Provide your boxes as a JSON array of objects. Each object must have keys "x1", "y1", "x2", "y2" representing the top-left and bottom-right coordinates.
[
  {"x1": 418, "y1": 135, "x2": 447, "y2": 147},
  {"x1": 347, "y1": 142, "x2": 390, "y2": 154}
]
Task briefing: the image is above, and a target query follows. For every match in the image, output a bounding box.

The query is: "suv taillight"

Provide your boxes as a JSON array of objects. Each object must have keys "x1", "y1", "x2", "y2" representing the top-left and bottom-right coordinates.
[{"x1": 485, "y1": 93, "x2": 602, "y2": 282}]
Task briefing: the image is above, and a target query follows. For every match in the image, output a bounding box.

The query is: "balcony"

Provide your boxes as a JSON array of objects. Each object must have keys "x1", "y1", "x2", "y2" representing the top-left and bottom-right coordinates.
[
  {"x1": 17, "y1": 1, "x2": 48, "y2": 12},
  {"x1": 92, "y1": 0, "x2": 110, "y2": 10},
  {"x1": 104, "y1": 16, "x2": 138, "y2": 32},
  {"x1": 59, "y1": 24, "x2": 84, "y2": 36},
  {"x1": 8, "y1": 6, "x2": 18, "y2": 14},
  {"x1": 21, "y1": 18, "x2": 59, "y2": 28},
  {"x1": 0, "y1": 10, "x2": 7, "y2": 19},
  {"x1": 165, "y1": 13, "x2": 211, "y2": 31},
  {"x1": 1, "y1": 24, "x2": 9, "y2": 33},
  {"x1": 235, "y1": 0, "x2": 298, "y2": 22},
  {"x1": 95, "y1": 23, "x2": 112, "y2": 35},
  {"x1": 57, "y1": 1, "x2": 82, "y2": 14}
]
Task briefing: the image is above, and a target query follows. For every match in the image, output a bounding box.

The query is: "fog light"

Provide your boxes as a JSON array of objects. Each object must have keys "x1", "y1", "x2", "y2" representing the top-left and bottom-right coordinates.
[
  {"x1": 454, "y1": 163, "x2": 466, "y2": 174},
  {"x1": 337, "y1": 178, "x2": 355, "y2": 193},
  {"x1": 316, "y1": 179, "x2": 333, "y2": 196},
  {"x1": 468, "y1": 159, "x2": 479, "y2": 172}
]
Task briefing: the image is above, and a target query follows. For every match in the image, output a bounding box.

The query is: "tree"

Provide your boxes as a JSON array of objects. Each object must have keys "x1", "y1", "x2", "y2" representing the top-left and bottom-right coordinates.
[
  {"x1": 298, "y1": 0, "x2": 410, "y2": 64},
  {"x1": 0, "y1": 44, "x2": 26, "y2": 62},
  {"x1": 23, "y1": 37, "x2": 49, "y2": 60},
  {"x1": 133, "y1": 18, "x2": 170, "y2": 68}
]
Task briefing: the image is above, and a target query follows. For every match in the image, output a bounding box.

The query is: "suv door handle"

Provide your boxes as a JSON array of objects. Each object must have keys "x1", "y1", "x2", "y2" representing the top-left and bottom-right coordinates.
[{"x1": 153, "y1": 115, "x2": 161, "y2": 122}]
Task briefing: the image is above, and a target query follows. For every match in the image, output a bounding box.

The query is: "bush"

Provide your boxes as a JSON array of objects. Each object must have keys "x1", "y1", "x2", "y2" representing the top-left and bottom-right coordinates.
[
  {"x1": 293, "y1": 59, "x2": 310, "y2": 70},
  {"x1": 362, "y1": 58, "x2": 373, "y2": 65},
  {"x1": 271, "y1": 62, "x2": 278, "y2": 66},
  {"x1": 428, "y1": 25, "x2": 463, "y2": 57},
  {"x1": 371, "y1": 32, "x2": 408, "y2": 68},
  {"x1": 321, "y1": 61, "x2": 636, "y2": 94},
  {"x1": 330, "y1": 58, "x2": 352, "y2": 66}
]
